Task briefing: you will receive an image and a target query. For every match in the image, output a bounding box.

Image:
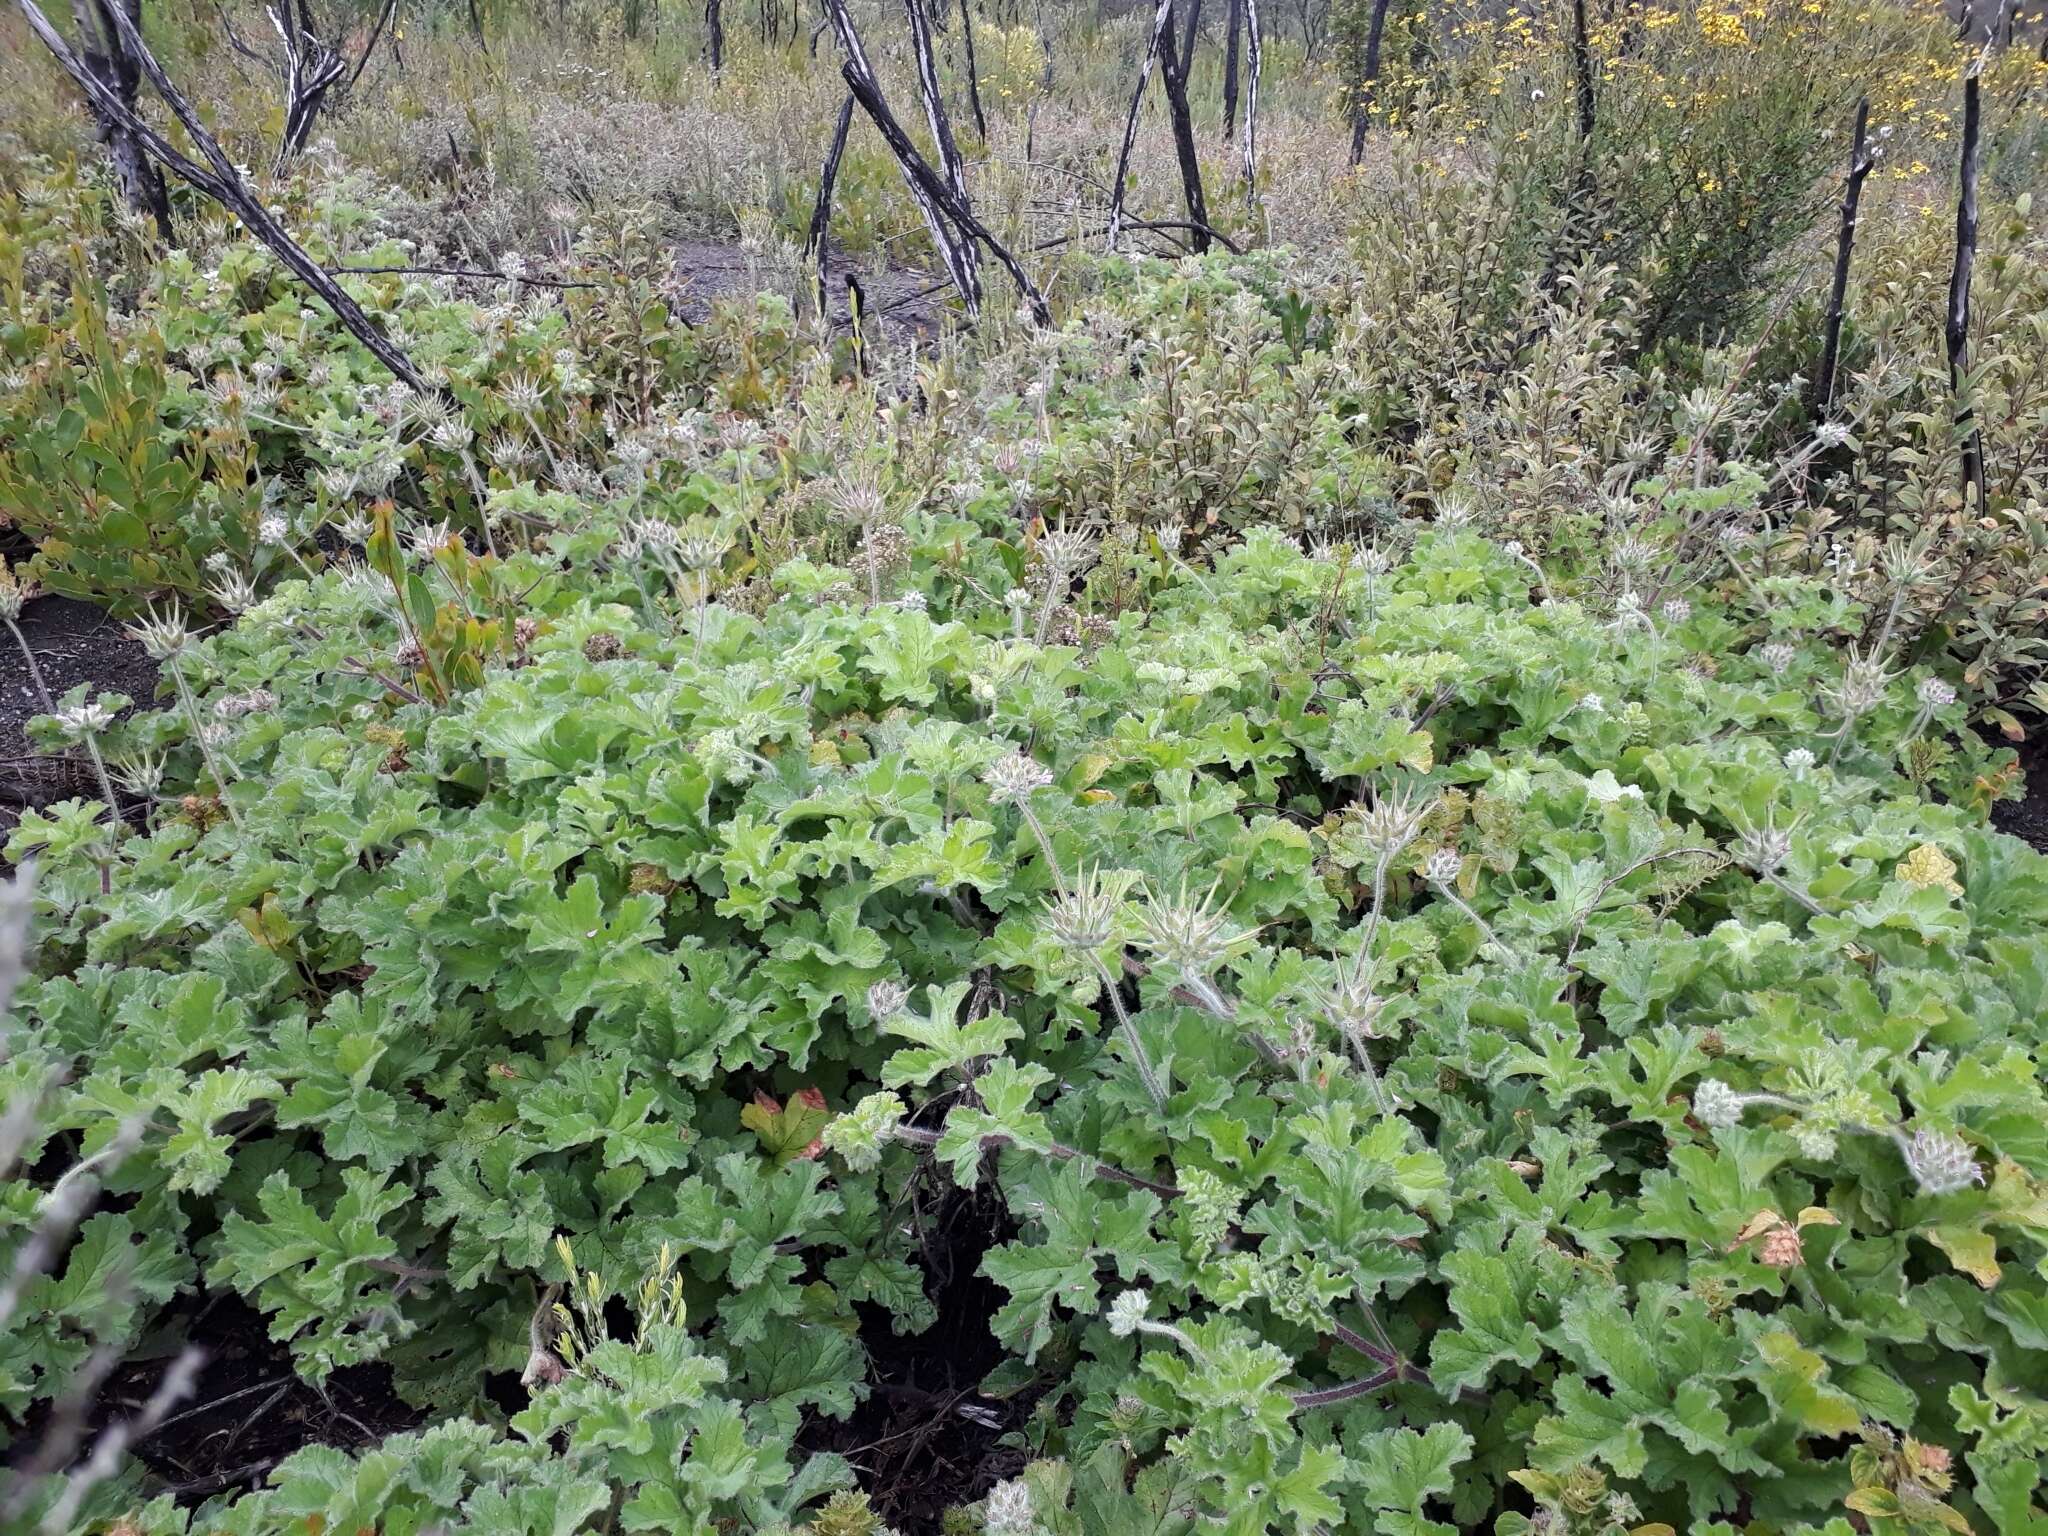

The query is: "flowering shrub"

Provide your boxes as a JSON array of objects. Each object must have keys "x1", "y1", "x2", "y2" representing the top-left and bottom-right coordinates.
[{"x1": 8, "y1": 345, "x2": 2048, "y2": 1533}]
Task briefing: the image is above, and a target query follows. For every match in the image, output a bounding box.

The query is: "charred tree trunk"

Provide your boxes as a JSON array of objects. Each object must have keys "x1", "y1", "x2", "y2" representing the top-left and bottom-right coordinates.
[
  {"x1": 1813, "y1": 96, "x2": 1873, "y2": 418},
  {"x1": 1947, "y1": 70, "x2": 1986, "y2": 510},
  {"x1": 1158, "y1": 0, "x2": 1211, "y2": 251},
  {"x1": 16, "y1": 0, "x2": 430, "y2": 389},
  {"x1": 1569, "y1": 0, "x2": 1596, "y2": 145},
  {"x1": 959, "y1": 0, "x2": 987, "y2": 140},
  {"x1": 465, "y1": 0, "x2": 486, "y2": 50},
  {"x1": 903, "y1": 0, "x2": 981, "y2": 298},
  {"x1": 806, "y1": 91, "x2": 856, "y2": 320},
  {"x1": 821, "y1": 0, "x2": 1039, "y2": 320},
  {"x1": 706, "y1": 0, "x2": 724, "y2": 71},
  {"x1": 218, "y1": 0, "x2": 396, "y2": 173},
  {"x1": 829, "y1": 49, "x2": 1050, "y2": 322},
  {"x1": 1240, "y1": 0, "x2": 1261, "y2": 196},
  {"x1": 1106, "y1": 0, "x2": 1177, "y2": 249},
  {"x1": 1347, "y1": 0, "x2": 1391, "y2": 164},
  {"x1": 1221, "y1": 0, "x2": 1242, "y2": 134},
  {"x1": 66, "y1": 0, "x2": 171, "y2": 238}
]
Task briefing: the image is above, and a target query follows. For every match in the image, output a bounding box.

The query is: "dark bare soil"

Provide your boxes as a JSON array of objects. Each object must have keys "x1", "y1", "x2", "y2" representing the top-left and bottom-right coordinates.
[
  {"x1": 6, "y1": 1292, "x2": 421, "y2": 1505},
  {"x1": 1990, "y1": 730, "x2": 2048, "y2": 853},
  {"x1": 798, "y1": 1178, "x2": 1040, "y2": 1533},
  {"x1": 673, "y1": 238, "x2": 949, "y2": 338},
  {"x1": 0, "y1": 594, "x2": 159, "y2": 832}
]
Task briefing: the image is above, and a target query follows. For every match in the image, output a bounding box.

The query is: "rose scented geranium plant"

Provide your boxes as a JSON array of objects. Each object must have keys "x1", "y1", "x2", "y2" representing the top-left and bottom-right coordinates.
[{"x1": 7, "y1": 448, "x2": 2048, "y2": 1536}]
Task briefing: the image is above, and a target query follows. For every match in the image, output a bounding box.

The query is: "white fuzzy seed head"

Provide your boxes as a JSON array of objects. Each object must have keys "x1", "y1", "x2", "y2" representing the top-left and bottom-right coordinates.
[
  {"x1": 985, "y1": 751, "x2": 1055, "y2": 805},
  {"x1": 1903, "y1": 1130, "x2": 1983, "y2": 1197},
  {"x1": 984, "y1": 1480, "x2": 1037, "y2": 1536},
  {"x1": 1423, "y1": 847, "x2": 1464, "y2": 885},
  {"x1": 1693, "y1": 1079, "x2": 1745, "y2": 1130},
  {"x1": 1106, "y1": 1289, "x2": 1149, "y2": 1337},
  {"x1": 1916, "y1": 677, "x2": 1956, "y2": 709}
]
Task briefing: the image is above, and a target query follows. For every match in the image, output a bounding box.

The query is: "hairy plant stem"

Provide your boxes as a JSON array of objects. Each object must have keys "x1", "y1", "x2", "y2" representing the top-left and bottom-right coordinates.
[
  {"x1": 4, "y1": 616, "x2": 57, "y2": 716},
  {"x1": 1430, "y1": 879, "x2": 1519, "y2": 964},
  {"x1": 893, "y1": 1123, "x2": 1180, "y2": 1199},
  {"x1": 1090, "y1": 951, "x2": 1170, "y2": 1113},
  {"x1": 1015, "y1": 800, "x2": 1069, "y2": 899},
  {"x1": 1823, "y1": 706, "x2": 1865, "y2": 768},
  {"x1": 1764, "y1": 870, "x2": 1829, "y2": 917},
  {"x1": 167, "y1": 659, "x2": 244, "y2": 830},
  {"x1": 72, "y1": 732, "x2": 125, "y2": 834}
]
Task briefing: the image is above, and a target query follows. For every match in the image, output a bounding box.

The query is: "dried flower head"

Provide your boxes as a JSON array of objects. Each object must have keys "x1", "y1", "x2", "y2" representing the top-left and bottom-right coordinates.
[
  {"x1": 866, "y1": 979, "x2": 910, "y2": 1021},
  {"x1": 984, "y1": 1479, "x2": 1037, "y2": 1536},
  {"x1": 1422, "y1": 847, "x2": 1464, "y2": 885},
  {"x1": 1901, "y1": 1130, "x2": 1983, "y2": 1197},
  {"x1": 54, "y1": 699, "x2": 114, "y2": 738},
  {"x1": 1758, "y1": 1225, "x2": 1804, "y2": 1269},
  {"x1": 1916, "y1": 677, "x2": 1956, "y2": 709},
  {"x1": 0, "y1": 557, "x2": 39, "y2": 621},
  {"x1": 984, "y1": 751, "x2": 1055, "y2": 805}
]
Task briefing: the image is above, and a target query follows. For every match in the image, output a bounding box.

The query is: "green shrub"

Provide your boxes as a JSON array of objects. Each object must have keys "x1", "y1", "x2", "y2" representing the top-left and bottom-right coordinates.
[{"x1": 8, "y1": 403, "x2": 2048, "y2": 1531}]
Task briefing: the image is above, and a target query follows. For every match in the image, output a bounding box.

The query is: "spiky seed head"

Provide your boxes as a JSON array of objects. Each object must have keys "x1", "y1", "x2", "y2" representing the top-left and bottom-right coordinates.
[
  {"x1": 1916, "y1": 677, "x2": 1956, "y2": 708},
  {"x1": 1760, "y1": 641, "x2": 1796, "y2": 673},
  {"x1": 208, "y1": 567, "x2": 261, "y2": 615},
  {"x1": 411, "y1": 521, "x2": 456, "y2": 563},
  {"x1": 501, "y1": 375, "x2": 547, "y2": 414},
  {"x1": 127, "y1": 602, "x2": 189, "y2": 660},
  {"x1": 1106, "y1": 1289, "x2": 1149, "y2": 1337},
  {"x1": 258, "y1": 514, "x2": 289, "y2": 547},
  {"x1": 1154, "y1": 523, "x2": 1184, "y2": 556},
  {"x1": 1501, "y1": 539, "x2": 1526, "y2": 559},
  {"x1": 984, "y1": 751, "x2": 1055, "y2": 805},
  {"x1": 675, "y1": 532, "x2": 731, "y2": 573},
  {"x1": 1734, "y1": 820, "x2": 1793, "y2": 875},
  {"x1": 1135, "y1": 880, "x2": 1254, "y2": 980},
  {"x1": 1661, "y1": 598, "x2": 1692, "y2": 626},
  {"x1": 1037, "y1": 522, "x2": 1099, "y2": 580},
  {"x1": 984, "y1": 1481, "x2": 1038, "y2": 1536},
  {"x1": 54, "y1": 699, "x2": 114, "y2": 737},
  {"x1": 111, "y1": 750, "x2": 165, "y2": 795},
  {"x1": 1692, "y1": 1079, "x2": 1745, "y2": 1129},
  {"x1": 1835, "y1": 647, "x2": 1893, "y2": 716},
  {"x1": 1903, "y1": 1130, "x2": 1983, "y2": 1196},
  {"x1": 1046, "y1": 867, "x2": 1134, "y2": 954},
  {"x1": 1312, "y1": 961, "x2": 1386, "y2": 1042},
  {"x1": 1422, "y1": 847, "x2": 1464, "y2": 885},
  {"x1": 1357, "y1": 787, "x2": 1435, "y2": 858},
  {"x1": 1784, "y1": 747, "x2": 1816, "y2": 773},
  {"x1": 867, "y1": 979, "x2": 910, "y2": 1021}
]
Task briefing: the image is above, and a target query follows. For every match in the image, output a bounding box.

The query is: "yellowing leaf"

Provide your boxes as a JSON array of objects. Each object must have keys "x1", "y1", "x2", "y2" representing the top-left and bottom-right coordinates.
[
  {"x1": 1925, "y1": 1223, "x2": 2001, "y2": 1288},
  {"x1": 1895, "y1": 843, "x2": 1962, "y2": 896}
]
